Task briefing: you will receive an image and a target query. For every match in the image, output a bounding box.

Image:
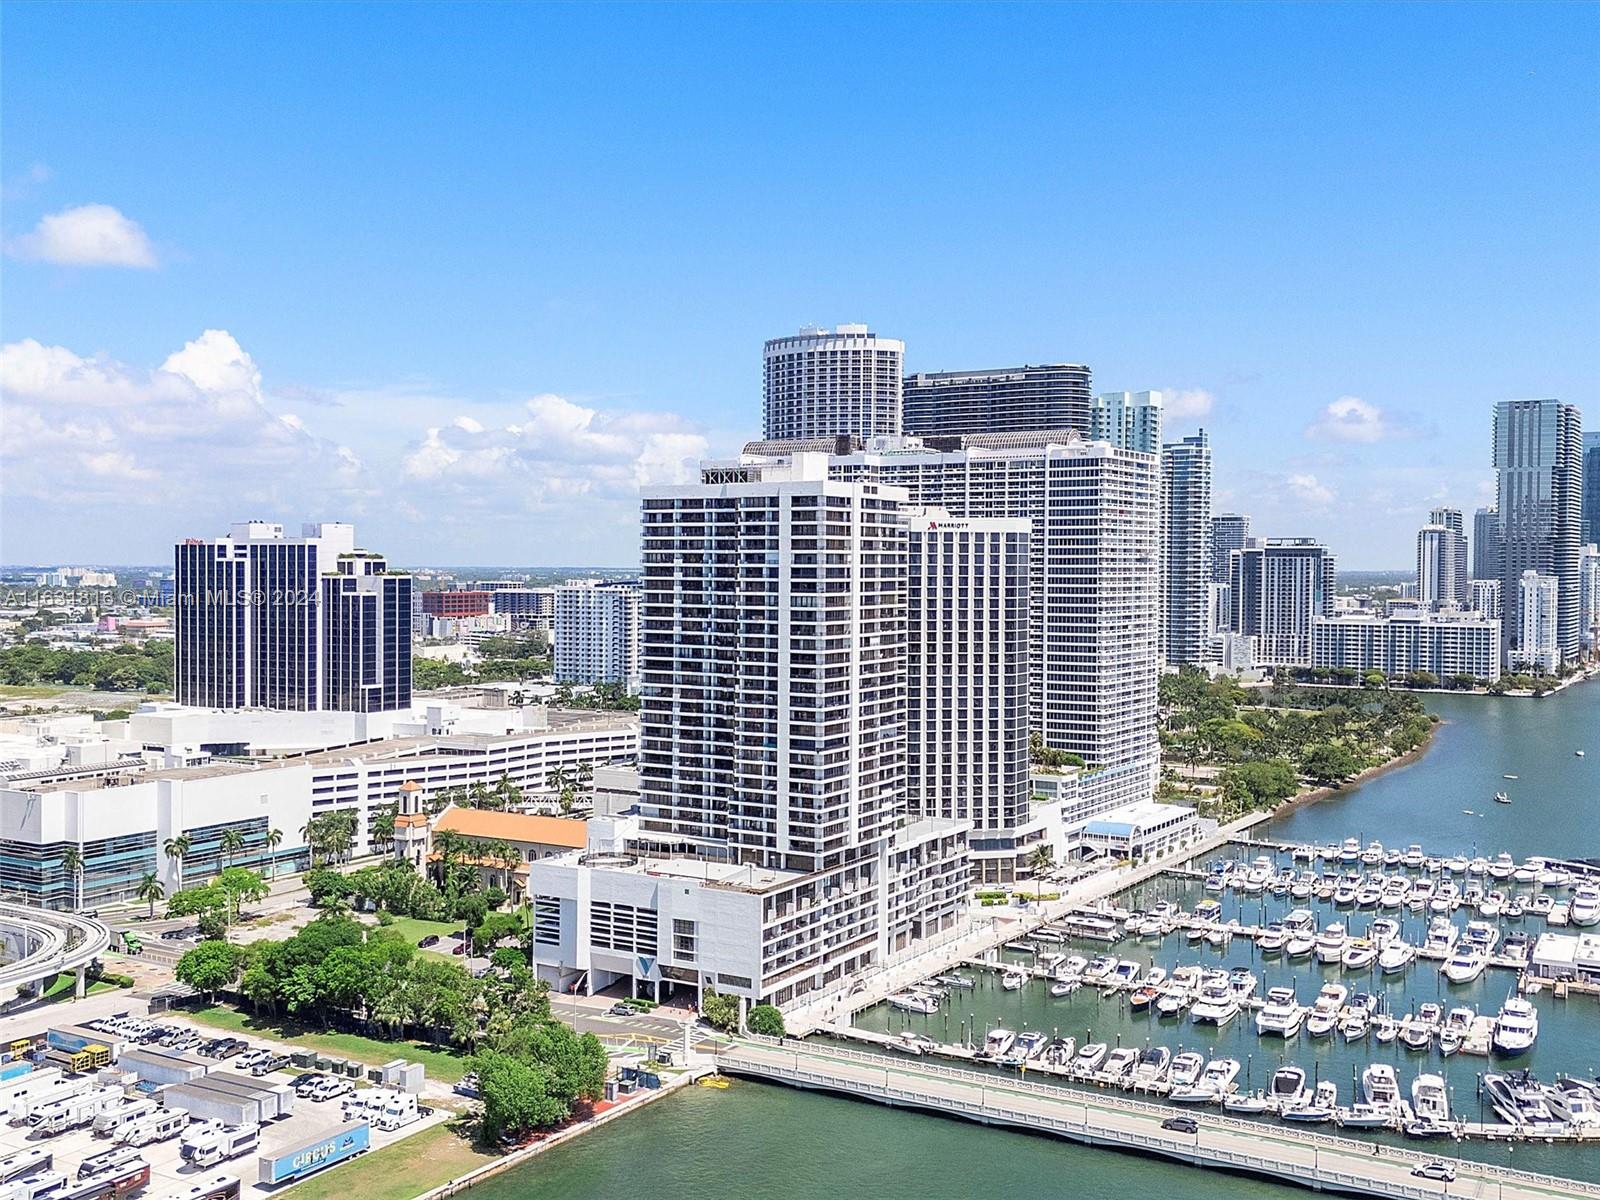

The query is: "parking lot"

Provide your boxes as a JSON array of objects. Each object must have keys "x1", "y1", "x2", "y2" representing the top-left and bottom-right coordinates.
[{"x1": 0, "y1": 1014, "x2": 448, "y2": 1199}]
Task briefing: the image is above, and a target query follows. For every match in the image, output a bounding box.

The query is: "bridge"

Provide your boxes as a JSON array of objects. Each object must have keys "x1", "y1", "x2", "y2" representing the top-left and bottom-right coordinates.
[
  {"x1": 717, "y1": 1038, "x2": 1598, "y2": 1200},
  {"x1": 0, "y1": 902, "x2": 114, "y2": 1002}
]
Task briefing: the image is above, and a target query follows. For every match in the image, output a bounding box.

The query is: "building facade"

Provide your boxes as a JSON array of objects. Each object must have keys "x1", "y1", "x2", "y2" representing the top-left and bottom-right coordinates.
[
  {"x1": 175, "y1": 522, "x2": 412, "y2": 713},
  {"x1": 1472, "y1": 506, "x2": 1502, "y2": 582},
  {"x1": 553, "y1": 581, "x2": 641, "y2": 692},
  {"x1": 762, "y1": 324, "x2": 904, "y2": 441},
  {"x1": 1229, "y1": 538, "x2": 1337, "y2": 666},
  {"x1": 1470, "y1": 578, "x2": 1502, "y2": 622},
  {"x1": 420, "y1": 590, "x2": 493, "y2": 619},
  {"x1": 1311, "y1": 609, "x2": 1500, "y2": 682},
  {"x1": 1513, "y1": 571, "x2": 1561, "y2": 674},
  {"x1": 905, "y1": 509, "x2": 1032, "y2": 884},
  {"x1": 1160, "y1": 431, "x2": 1212, "y2": 666},
  {"x1": 1209, "y1": 514, "x2": 1251, "y2": 586},
  {"x1": 321, "y1": 556, "x2": 413, "y2": 713},
  {"x1": 1494, "y1": 399, "x2": 1584, "y2": 666},
  {"x1": 901, "y1": 364, "x2": 1093, "y2": 438},
  {"x1": 1580, "y1": 544, "x2": 1600, "y2": 654},
  {"x1": 1089, "y1": 390, "x2": 1162, "y2": 454},
  {"x1": 1583, "y1": 432, "x2": 1600, "y2": 549},
  {"x1": 1417, "y1": 507, "x2": 1468, "y2": 609}
]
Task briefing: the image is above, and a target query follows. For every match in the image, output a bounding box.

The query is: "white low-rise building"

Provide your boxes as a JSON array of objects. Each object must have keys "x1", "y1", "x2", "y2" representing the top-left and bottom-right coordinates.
[
  {"x1": 1527, "y1": 931, "x2": 1600, "y2": 986},
  {"x1": 1311, "y1": 608, "x2": 1501, "y2": 682},
  {"x1": 1077, "y1": 800, "x2": 1201, "y2": 862}
]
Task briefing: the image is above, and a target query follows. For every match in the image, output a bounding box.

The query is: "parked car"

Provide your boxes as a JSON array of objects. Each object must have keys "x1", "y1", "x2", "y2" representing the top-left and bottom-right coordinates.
[
  {"x1": 250, "y1": 1055, "x2": 289, "y2": 1077},
  {"x1": 417, "y1": 935, "x2": 441, "y2": 948},
  {"x1": 214, "y1": 1040, "x2": 246, "y2": 1060},
  {"x1": 291, "y1": 1074, "x2": 326, "y2": 1095},
  {"x1": 310, "y1": 1078, "x2": 353, "y2": 1102},
  {"x1": 607, "y1": 1003, "x2": 636, "y2": 1017},
  {"x1": 1160, "y1": 1116, "x2": 1200, "y2": 1135}
]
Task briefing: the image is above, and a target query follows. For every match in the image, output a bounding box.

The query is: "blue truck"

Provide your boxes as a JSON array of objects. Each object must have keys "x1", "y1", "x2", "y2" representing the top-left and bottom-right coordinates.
[{"x1": 256, "y1": 1122, "x2": 369, "y2": 1186}]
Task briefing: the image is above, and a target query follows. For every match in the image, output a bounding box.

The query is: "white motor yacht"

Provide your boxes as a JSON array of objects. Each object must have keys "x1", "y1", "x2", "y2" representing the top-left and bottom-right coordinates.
[
  {"x1": 1256, "y1": 987, "x2": 1305, "y2": 1037},
  {"x1": 1243, "y1": 856, "x2": 1273, "y2": 893},
  {"x1": 1401, "y1": 844, "x2": 1425, "y2": 869},
  {"x1": 1306, "y1": 982, "x2": 1347, "y2": 1038},
  {"x1": 1102, "y1": 1047, "x2": 1139, "y2": 1078},
  {"x1": 1132, "y1": 1045, "x2": 1171, "y2": 1083},
  {"x1": 1339, "y1": 837, "x2": 1361, "y2": 864},
  {"x1": 1073, "y1": 1041, "x2": 1108, "y2": 1072},
  {"x1": 1166, "y1": 1051, "x2": 1206, "y2": 1091},
  {"x1": 1360, "y1": 841, "x2": 1384, "y2": 866},
  {"x1": 1462, "y1": 920, "x2": 1499, "y2": 956},
  {"x1": 1282, "y1": 1080, "x2": 1338, "y2": 1123},
  {"x1": 1314, "y1": 923, "x2": 1347, "y2": 963},
  {"x1": 1342, "y1": 938, "x2": 1379, "y2": 971},
  {"x1": 1484, "y1": 1071, "x2": 1562, "y2": 1129},
  {"x1": 1546, "y1": 1078, "x2": 1600, "y2": 1127},
  {"x1": 1422, "y1": 917, "x2": 1458, "y2": 956},
  {"x1": 888, "y1": 991, "x2": 940, "y2": 1014},
  {"x1": 1439, "y1": 1006, "x2": 1474, "y2": 1056},
  {"x1": 1058, "y1": 955, "x2": 1088, "y2": 978},
  {"x1": 1171, "y1": 1056, "x2": 1238, "y2": 1103},
  {"x1": 1362, "y1": 1063, "x2": 1401, "y2": 1109},
  {"x1": 1081, "y1": 955, "x2": 1115, "y2": 983},
  {"x1": 1441, "y1": 948, "x2": 1487, "y2": 984},
  {"x1": 1379, "y1": 877, "x2": 1410, "y2": 909},
  {"x1": 1048, "y1": 979, "x2": 1079, "y2": 998},
  {"x1": 1492, "y1": 995, "x2": 1539, "y2": 1055},
  {"x1": 1256, "y1": 924, "x2": 1287, "y2": 953},
  {"x1": 1571, "y1": 884, "x2": 1600, "y2": 927},
  {"x1": 1189, "y1": 980, "x2": 1240, "y2": 1026},
  {"x1": 1487, "y1": 852, "x2": 1516, "y2": 881},
  {"x1": 1227, "y1": 966, "x2": 1258, "y2": 1000},
  {"x1": 1286, "y1": 931, "x2": 1315, "y2": 959},
  {"x1": 1411, "y1": 1073, "x2": 1450, "y2": 1123},
  {"x1": 1332, "y1": 877, "x2": 1359, "y2": 906},
  {"x1": 1000, "y1": 968, "x2": 1028, "y2": 991},
  {"x1": 1269, "y1": 1065, "x2": 1308, "y2": 1110},
  {"x1": 1409, "y1": 878, "x2": 1435, "y2": 912},
  {"x1": 1372, "y1": 1013, "x2": 1399, "y2": 1044},
  {"x1": 1513, "y1": 858, "x2": 1543, "y2": 884},
  {"x1": 1354, "y1": 879, "x2": 1383, "y2": 907},
  {"x1": 1379, "y1": 940, "x2": 1417, "y2": 974},
  {"x1": 981, "y1": 1028, "x2": 1016, "y2": 1058}
]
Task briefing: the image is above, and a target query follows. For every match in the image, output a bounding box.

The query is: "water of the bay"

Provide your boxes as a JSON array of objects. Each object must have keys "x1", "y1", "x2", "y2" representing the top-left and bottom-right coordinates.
[{"x1": 485, "y1": 684, "x2": 1598, "y2": 1198}]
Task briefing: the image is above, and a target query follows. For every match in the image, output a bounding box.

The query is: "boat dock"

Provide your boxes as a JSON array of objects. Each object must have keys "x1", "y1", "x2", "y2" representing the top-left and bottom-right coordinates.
[{"x1": 719, "y1": 1037, "x2": 1600, "y2": 1199}]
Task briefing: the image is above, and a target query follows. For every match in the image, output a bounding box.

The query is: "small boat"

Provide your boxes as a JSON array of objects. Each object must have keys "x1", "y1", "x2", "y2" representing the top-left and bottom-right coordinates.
[
  {"x1": 935, "y1": 974, "x2": 976, "y2": 989},
  {"x1": 1012, "y1": 1031, "x2": 1048, "y2": 1062},
  {"x1": 1341, "y1": 938, "x2": 1379, "y2": 971},
  {"x1": 1073, "y1": 1041, "x2": 1108, "y2": 1072},
  {"x1": 1048, "y1": 980, "x2": 1079, "y2": 998},
  {"x1": 1000, "y1": 969, "x2": 1028, "y2": 991},
  {"x1": 1040, "y1": 1036, "x2": 1076, "y2": 1067},
  {"x1": 897, "y1": 1031, "x2": 936, "y2": 1055},
  {"x1": 1503, "y1": 773, "x2": 1519, "y2": 779},
  {"x1": 1256, "y1": 924, "x2": 1287, "y2": 953},
  {"x1": 888, "y1": 991, "x2": 940, "y2": 1014},
  {"x1": 1337, "y1": 1103, "x2": 1393, "y2": 1129},
  {"x1": 1578, "y1": 749, "x2": 1586, "y2": 757},
  {"x1": 1285, "y1": 932, "x2": 1315, "y2": 959},
  {"x1": 1128, "y1": 984, "x2": 1158, "y2": 1010},
  {"x1": 1494, "y1": 791, "x2": 1510, "y2": 805},
  {"x1": 1379, "y1": 940, "x2": 1416, "y2": 974},
  {"x1": 1221, "y1": 1090, "x2": 1271, "y2": 1115},
  {"x1": 1372, "y1": 1013, "x2": 1399, "y2": 1044},
  {"x1": 1282, "y1": 1080, "x2": 1338, "y2": 1123}
]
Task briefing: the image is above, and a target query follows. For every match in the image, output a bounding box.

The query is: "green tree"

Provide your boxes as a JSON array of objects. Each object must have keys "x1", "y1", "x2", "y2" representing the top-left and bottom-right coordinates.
[
  {"x1": 747, "y1": 1004, "x2": 785, "y2": 1037},
  {"x1": 218, "y1": 867, "x2": 269, "y2": 918},
  {"x1": 59, "y1": 846, "x2": 84, "y2": 911},
  {"x1": 473, "y1": 1050, "x2": 566, "y2": 1142},
  {"x1": 264, "y1": 828, "x2": 284, "y2": 880},
  {"x1": 175, "y1": 940, "x2": 246, "y2": 1000},
  {"x1": 135, "y1": 871, "x2": 165, "y2": 919},
  {"x1": 163, "y1": 835, "x2": 192, "y2": 890},
  {"x1": 1026, "y1": 844, "x2": 1053, "y2": 877},
  {"x1": 701, "y1": 988, "x2": 740, "y2": 1032},
  {"x1": 219, "y1": 829, "x2": 246, "y2": 867},
  {"x1": 1301, "y1": 742, "x2": 1362, "y2": 786}
]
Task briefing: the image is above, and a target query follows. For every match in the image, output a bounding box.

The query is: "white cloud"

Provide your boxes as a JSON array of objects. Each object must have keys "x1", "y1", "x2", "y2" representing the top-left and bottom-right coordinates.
[
  {"x1": 1161, "y1": 388, "x2": 1215, "y2": 420},
  {"x1": 7, "y1": 203, "x2": 159, "y2": 268},
  {"x1": 1304, "y1": 395, "x2": 1395, "y2": 443},
  {"x1": 1286, "y1": 473, "x2": 1335, "y2": 506}
]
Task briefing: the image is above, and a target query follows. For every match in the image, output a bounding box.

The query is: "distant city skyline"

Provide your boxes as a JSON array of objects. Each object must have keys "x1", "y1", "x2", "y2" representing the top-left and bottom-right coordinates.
[{"x1": 2, "y1": 4, "x2": 1595, "y2": 567}]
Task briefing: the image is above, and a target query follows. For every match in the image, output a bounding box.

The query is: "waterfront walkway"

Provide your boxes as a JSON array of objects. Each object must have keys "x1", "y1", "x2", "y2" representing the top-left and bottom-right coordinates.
[{"x1": 717, "y1": 1038, "x2": 1598, "y2": 1200}]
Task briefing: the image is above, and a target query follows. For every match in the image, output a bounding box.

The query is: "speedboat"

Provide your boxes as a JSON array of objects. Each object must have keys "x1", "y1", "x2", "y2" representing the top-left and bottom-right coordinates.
[
  {"x1": 980, "y1": 1028, "x2": 1016, "y2": 1058},
  {"x1": 1546, "y1": 1078, "x2": 1600, "y2": 1127},
  {"x1": 1256, "y1": 987, "x2": 1305, "y2": 1037},
  {"x1": 1354, "y1": 879, "x2": 1383, "y2": 908},
  {"x1": 1056, "y1": 956, "x2": 1088, "y2": 979},
  {"x1": 1442, "y1": 948, "x2": 1487, "y2": 984},
  {"x1": 889, "y1": 991, "x2": 940, "y2": 1014},
  {"x1": 1166, "y1": 1051, "x2": 1206, "y2": 1091},
  {"x1": 1102, "y1": 1047, "x2": 1139, "y2": 1078},
  {"x1": 1128, "y1": 984, "x2": 1158, "y2": 1010},
  {"x1": 1337, "y1": 1102, "x2": 1394, "y2": 1129},
  {"x1": 1342, "y1": 938, "x2": 1379, "y2": 971},
  {"x1": 1040, "y1": 1036, "x2": 1076, "y2": 1067},
  {"x1": 1484, "y1": 1071, "x2": 1562, "y2": 1129},
  {"x1": 1339, "y1": 994, "x2": 1376, "y2": 1041},
  {"x1": 1222, "y1": 1090, "x2": 1272, "y2": 1114},
  {"x1": 1155, "y1": 982, "x2": 1192, "y2": 1017},
  {"x1": 1379, "y1": 940, "x2": 1416, "y2": 974},
  {"x1": 1314, "y1": 923, "x2": 1347, "y2": 963},
  {"x1": 1012, "y1": 1031, "x2": 1048, "y2": 1062},
  {"x1": 1269, "y1": 1065, "x2": 1308, "y2": 1110},
  {"x1": 1530, "y1": 893, "x2": 1555, "y2": 917},
  {"x1": 1571, "y1": 884, "x2": 1600, "y2": 927},
  {"x1": 1492, "y1": 995, "x2": 1539, "y2": 1054},
  {"x1": 1132, "y1": 1045, "x2": 1171, "y2": 1083},
  {"x1": 1372, "y1": 1013, "x2": 1399, "y2": 1044},
  {"x1": 1049, "y1": 979, "x2": 1080, "y2": 998},
  {"x1": 1000, "y1": 969, "x2": 1027, "y2": 991},
  {"x1": 1401, "y1": 844, "x2": 1425, "y2": 869},
  {"x1": 1505, "y1": 896, "x2": 1528, "y2": 921},
  {"x1": 1360, "y1": 841, "x2": 1384, "y2": 866},
  {"x1": 1411, "y1": 1073, "x2": 1450, "y2": 1123},
  {"x1": 1478, "y1": 890, "x2": 1506, "y2": 918},
  {"x1": 1332, "y1": 878, "x2": 1359, "y2": 906},
  {"x1": 1439, "y1": 1006, "x2": 1474, "y2": 1056},
  {"x1": 1379, "y1": 877, "x2": 1409, "y2": 909},
  {"x1": 1140, "y1": 965, "x2": 1168, "y2": 987},
  {"x1": 1256, "y1": 923, "x2": 1287, "y2": 953},
  {"x1": 1487, "y1": 852, "x2": 1516, "y2": 881},
  {"x1": 1073, "y1": 1041, "x2": 1108, "y2": 1072},
  {"x1": 1282, "y1": 1080, "x2": 1338, "y2": 1123},
  {"x1": 936, "y1": 973, "x2": 977, "y2": 989},
  {"x1": 1081, "y1": 955, "x2": 1115, "y2": 983},
  {"x1": 1306, "y1": 982, "x2": 1346, "y2": 1038},
  {"x1": 1285, "y1": 931, "x2": 1315, "y2": 959}
]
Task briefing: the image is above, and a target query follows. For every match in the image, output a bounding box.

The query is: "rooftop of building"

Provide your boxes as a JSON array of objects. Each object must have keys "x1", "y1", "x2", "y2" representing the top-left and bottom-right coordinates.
[
  {"x1": 1082, "y1": 800, "x2": 1199, "y2": 839},
  {"x1": 434, "y1": 806, "x2": 589, "y2": 849}
]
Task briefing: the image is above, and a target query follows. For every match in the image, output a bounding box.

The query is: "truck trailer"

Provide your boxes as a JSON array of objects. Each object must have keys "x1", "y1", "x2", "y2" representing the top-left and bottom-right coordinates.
[{"x1": 256, "y1": 1122, "x2": 369, "y2": 1186}]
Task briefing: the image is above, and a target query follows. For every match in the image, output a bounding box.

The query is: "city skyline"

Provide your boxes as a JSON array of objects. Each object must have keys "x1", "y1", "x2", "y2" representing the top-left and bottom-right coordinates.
[{"x1": 3, "y1": 4, "x2": 1596, "y2": 567}]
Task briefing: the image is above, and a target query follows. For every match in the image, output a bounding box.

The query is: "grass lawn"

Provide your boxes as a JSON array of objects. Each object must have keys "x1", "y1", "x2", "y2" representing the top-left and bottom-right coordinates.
[
  {"x1": 39, "y1": 974, "x2": 120, "y2": 1002},
  {"x1": 381, "y1": 916, "x2": 462, "y2": 945},
  {"x1": 183, "y1": 1004, "x2": 473, "y2": 1082},
  {"x1": 285, "y1": 1119, "x2": 495, "y2": 1200},
  {"x1": 0, "y1": 684, "x2": 67, "y2": 698}
]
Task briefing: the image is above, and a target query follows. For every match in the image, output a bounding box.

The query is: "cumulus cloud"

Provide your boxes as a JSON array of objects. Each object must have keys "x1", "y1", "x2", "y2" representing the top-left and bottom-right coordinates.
[
  {"x1": 1304, "y1": 395, "x2": 1396, "y2": 443},
  {"x1": 402, "y1": 391, "x2": 709, "y2": 497},
  {"x1": 0, "y1": 331, "x2": 370, "y2": 510},
  {"x1": 1286, "y1": 473, "x2": 1335, "y2": 506},
  {"x1": 7, "y1": 203, "x2": 158, "y2": 268},
  {"x1": 1161, "y1": 388, "x2": 1215, "y2": 420}
]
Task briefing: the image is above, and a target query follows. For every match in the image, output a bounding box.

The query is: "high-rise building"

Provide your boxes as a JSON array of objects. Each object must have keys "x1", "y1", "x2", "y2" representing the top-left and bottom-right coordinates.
[
  {"x1": 905, "y1": 508, "x2": 1031, "y2": 883},
  {"x1": 553, "y1": 581, "x2": 640, "y2": 692},
  {"x1": 902, "y1": 364, "x2": 1093, "y2": 438},
  {"x1": 1493, "y1": 399, "x2": 1583, "y2": 666},
  {"x1": 1583, "y1": 431, "x2": 1600, "y2": 548},
  {"x1": 1470, "y1": 578, "x2": 1501, "y2": 622},
  {"x1": 320, "y1": 556, "x2": 413, "y2": 713},
  {"x1": 175, "y1": 522, "x2": 411, "y2": 712},
  {"x1": 1210, "y1": 514, "x2": 1251, "y2": 586},
  {"x1": 1229, "y1": 538, "x2": 1337, "y2": 666},
  {"x1": 762, "y1": 324, "x2": 903, "y2": 441},
  {"x1": 741, "y1": 431, "x2": 1160, "y2": 813},
  {"x1": 1472, "y1": 507, "x2": 1502, "y2": 581},
  {"x1": 1514, "y1": 571, "x2": 1560, "y2": 674},
  {"x1": 1160, "y1": 431, "x2": 1212, "y2": 665},
  {"x1": 1426, "y1": 507, "x2": 1469, "y2": 607},
  {"x1": 1580, "y1": 543, "x2": 1600, "y2": 653},
  {"x1": 1090, "y1": 390, "x2": 1162, "y2": 454}
]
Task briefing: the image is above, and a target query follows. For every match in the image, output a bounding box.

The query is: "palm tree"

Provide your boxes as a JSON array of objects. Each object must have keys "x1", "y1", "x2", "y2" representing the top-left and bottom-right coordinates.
[
  {"x1": 1027, "y1": 844, "x2": 1054, "y2": 879},
  {"x1": 300, "y1": 819, "x2": 321, "y2": 867},
  {"x1": 544, "y1": 766, "x2": 570, "y2": 794},
  {"x1": 509, "y1": 689, "x2": 526, "y2": 707},
  {"x1": 265, "y1": 828, "x2": 283, "y2": 881},
  {"x1": 576, "y1": 761, "x2": 593, "y2": 790},
  {"x1": 163, "y1": 835, "x2": 191, "y2": 890},
  {"x1": 59, "y1": 846, "x2": 84, "y2": 912},
  {"x1": 219, "y1": 829, "x2": 245, "y2": 867},
  {"x1": 135, "y1": 871, "x2": 165, "y2": 918}
]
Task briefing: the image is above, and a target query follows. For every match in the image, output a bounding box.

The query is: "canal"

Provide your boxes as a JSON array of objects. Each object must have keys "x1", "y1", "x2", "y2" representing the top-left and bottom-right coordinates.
[{"x1": 489, "y1": 684, "x2": 1599, "y2": 1197}]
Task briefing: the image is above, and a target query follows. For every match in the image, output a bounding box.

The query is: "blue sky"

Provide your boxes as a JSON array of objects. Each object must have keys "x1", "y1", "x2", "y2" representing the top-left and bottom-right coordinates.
[{"x1": 3, "y1": 2, "x2": 1596, "y2": 567}]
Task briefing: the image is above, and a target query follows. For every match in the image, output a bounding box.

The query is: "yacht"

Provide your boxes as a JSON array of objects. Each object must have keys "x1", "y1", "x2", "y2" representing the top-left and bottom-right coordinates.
[
  {"x1": 1256, "y1": 987, "x2": 1306, "y2": 1037},
  {"x1": 1379, "y1": 877, "x2": 1409, "y2": 909},
  {"x1": 1205, "y1": 920, "x2": 1239, "y2": 948},
  {"x1": 1484, "y1": 1071, "x2": 1562, "y2": 1129},
  {"x1": 889, "y1": 991, "x2": 940, "y2": 1014},
  {"x1": 1462, "y1": 920, "x2": 1499, "y2": 955},
  {"x1": 1058, "y1": 955, "x2": 1088, "y2": 979},
  {"x1": 1354, "y1": 878, "x2": 1383, "y2": 907},
  {"x1": 1102, "y1": 1047, "x2": 1139, "y2": 1078},
  {"x1": 1128, "y1": 984, "x2": 1159, "y2": 1011},
  {"x1": 1040, "y1": 1036, "x2": 1076, "y2": 1067},
  {"x1": 1140, "y1": 965, "x2": 1168, "y2": 987},
  {"x1": 1514, "y1": 858, "x2": 1543, "y2": 885},
  {"x1": 1314, "y1": 876, "x2": 1337, "y2": 902},
  {"x1": 1430, "y1": 881, "x2": 1459, "y2": 913},
  {"x1": 1314, "y1": 923, "x2": 1348, "y2": 963},
  {"x1": 1487, "y1": 852, "x2": 1516, "y2": 881},
  {"x1": 1133, "y1": 1045, "x2": 1171, "y2": 1083},
  {"x1": 1049, "y1": 979, "x2": 1080, "y2": 998},
  {"x1": 1468, "y1": 856, "x2": 1490, "y2": 876},
  {"x1": 1082, "y1": 956, "x2": 1115, "y2": 983},
  {"x1": 1571, "y1": 884, "x2": 1600, "y2": 927},
  {"x1": 1383, "y1": 847, "x2": 1403, "y2": 868},
  {"x1": 1505, "y1": 896, "x2": 1528, "y2": 921},
  {"x1": 1401, "y1": 844, "x2": 1426, "y2": 869},
  {"x1": 1306, "y1": 983, "x2": 1347, "y2": 1038},
  {"x1": 1339, "y1": 837, "x2": 1361, "y2": 864},
  {"x1": 1422, "y1": 917, "x2": 1458, "y2": 956},
  {"x1": 1531, "y1": 893, "x2": 1555, "y2": 917},
  {"x1": 1539, "y1": 864, "x2": 1573, "y2": 889},
  {"x1": 1444, "y1": 854, "x2": 1469, "y2": 874},
  {"x1": 1193, "y1": 898, "x2": 1223, "y2": 923},
  {"x1": 1269, "y1": 1065, "x2": 1308, "y2": 1110},
  {"x1": 1439, "y1": 1006, "x2": 1474, "y2": 1056},
  {"x1": 1286, "y1": 931, "x2": 1315, "y2": 959},
  {"x1": 1401, "y1": 1004, "x2": 1439, "y2": 1051},
  {"x1": 1378, "y1": 939, "x2": 1417, "y2": 974},
  {"x1": 1155, "y1": 982, "x2": 1191, "y2": 1018},
  {"x1": 1256, "y1": 923, "x2": 1287, "y2": 954},
  {"x1": 1409, "y1": 878, "x2": 1435, "y2": 912},
  {"x1": 936, "y1": 973, "x2": 977, "y2": 989},
  {"x1": 1189, "y1": 979, "x2": 1240, "y2": 1026},
  {"x1": 1362, "y1": 1063, "x2": 1401, "y2": 1110},
  {"x1": 1372, "y1": 1013, "x2": 1399, "y2": 1044},
  {"x1": 1282, "y1": 1080, "x2": 1338, "y2": 1123},
  {"x1": 1227, "y1": 966, "x2": 1258, "y2": 1000},
  {"x1": 1166, "y1": 1051, "x2": 1206, "y2": 1091},
  {"x1": 897, "y1": 1031, "x2": 937, "y2": 1055},
  {"x1": 1109, "y1": 959, "x2": 1142, "y2": 988},
  {"x1": 1284, "y1": 907, "x2": 1317, "y2": 932},
  {"x1": 1441, "y1": 948, "x2": 1487, "y2": 984},
  {"x1": 1342, "y1": 938, "x2": 1379, "y2": 971},
  {"x1": 980, "y1": 1028, "x2": 1016, "y2": 1058},
  {"x1": 1012, "y1": 1031, "x2": 1049, "y2": 1062},
  {"x1": 1339, "y1": 993, "x2": 1377, "y2": 1041},
  {"x1": 1411, "y1": 1073, "x2": 1450, "y2": 1123},
  {"x1": 1073, "y1": 1041, "x2": 1108, "y2": 1073},
  {"x1": 1492, "y1": 995, "x2": 1539, "y2": 1055},
  {"x1": 1500, "y1": 931, "x2": 1531, "y2": 967},
  {"x1": 1000, "y1": 969, "x2": 1028, "y2": 991},
  {"x1": 1337, "y1": 1102, "x2": 1394, "y2": 1129},
  {"x1": 1290, "y1": 874, "x2": 1314, "y2": 901},
  {"x1": 1222, "y1": 1090, "x2": 1272, "y2": 1114},
  {"x1": 1479, "y1": 890, "x2": 1506, "y2": 918},
  {"x1": 1360, "y1": 841, "x2": 1384, "y2": 866},
  {"x1": 1243, "y1": 856, "x2": 1273, "y2": 893},
  {"x1": 1545, "y1": 1078, "x2": 1600, "y2": 1127},
  {"x1": 1332, "y1": 877, "x2": 1360, "y2": 906}
]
